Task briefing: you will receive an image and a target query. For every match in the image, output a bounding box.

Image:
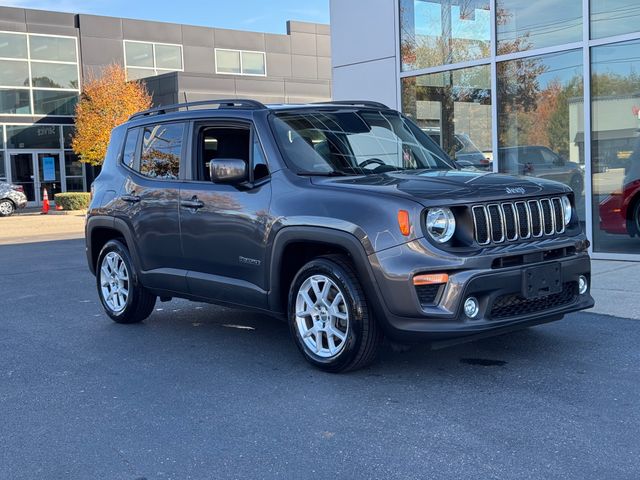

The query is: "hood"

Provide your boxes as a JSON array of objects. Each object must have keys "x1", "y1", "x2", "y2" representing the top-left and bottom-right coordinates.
[{"x1": 310, "y1": 169, "x2": 571, "y2": 206}]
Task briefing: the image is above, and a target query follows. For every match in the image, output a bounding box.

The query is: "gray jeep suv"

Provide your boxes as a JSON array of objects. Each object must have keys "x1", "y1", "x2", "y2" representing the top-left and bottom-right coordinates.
[{"x1": 85, "y1": 99, "x2": 594, "y2": 372}]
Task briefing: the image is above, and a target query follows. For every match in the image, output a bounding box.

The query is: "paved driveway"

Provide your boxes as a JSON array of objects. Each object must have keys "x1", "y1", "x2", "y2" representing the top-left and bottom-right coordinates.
[{"x1": 1, "y1": 238, "x2": 638, "y2": 479}]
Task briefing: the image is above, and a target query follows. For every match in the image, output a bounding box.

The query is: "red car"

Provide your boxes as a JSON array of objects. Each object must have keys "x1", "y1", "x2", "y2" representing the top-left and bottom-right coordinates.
[{"x1": 599, "y1": 149, "x2": 640, "y2": 237}]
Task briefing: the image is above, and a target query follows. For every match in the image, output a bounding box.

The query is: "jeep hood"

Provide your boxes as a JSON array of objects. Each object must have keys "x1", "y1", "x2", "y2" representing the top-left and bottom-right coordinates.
[{"x1": 310, "y1": 169, "x2": 571, "y2": 206}]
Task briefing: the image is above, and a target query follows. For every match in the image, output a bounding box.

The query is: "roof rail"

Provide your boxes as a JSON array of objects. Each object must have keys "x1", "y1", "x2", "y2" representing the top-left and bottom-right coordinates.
[
  {"x1": 129, "y1": 98, "x2": 266, "y2": 121},
  {"x1": 313, "y1": 100, "x2": 390, "y2": 109}
]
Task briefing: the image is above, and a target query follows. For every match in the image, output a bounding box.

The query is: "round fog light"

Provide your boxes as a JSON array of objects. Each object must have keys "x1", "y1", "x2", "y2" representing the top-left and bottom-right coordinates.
[
  {"x1": 578, "y1": 275, "x2": 588, "y2": 295},
  {"x1": 464, "y1": 297, "x2": 480, "y2": 319}
]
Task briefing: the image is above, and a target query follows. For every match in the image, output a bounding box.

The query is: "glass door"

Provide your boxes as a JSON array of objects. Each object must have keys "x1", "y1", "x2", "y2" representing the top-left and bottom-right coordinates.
[
  {"x1": 9, "y1": 152, "x2": 36, "y2": 203},
  {"x1": 37, "y1": 152, "x2": 62, "y2": 203}
]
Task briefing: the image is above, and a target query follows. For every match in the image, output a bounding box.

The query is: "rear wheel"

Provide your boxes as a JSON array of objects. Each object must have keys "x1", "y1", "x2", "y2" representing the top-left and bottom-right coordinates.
[
  {"x1": 96, "y1": 240, "x2": 156, "y2": 324},
  {"x1": 0, "y1": 199, "x2": 15, "y2": 217},
  {"x1": 288, "y1": 255, "x2": 383, "y2": 372}
]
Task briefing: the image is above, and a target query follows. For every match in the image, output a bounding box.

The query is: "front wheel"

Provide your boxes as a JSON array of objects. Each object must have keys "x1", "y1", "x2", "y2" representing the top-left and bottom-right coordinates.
[
  {"x1": 0, "y1": 199, "x2": 15, "y2": 217},
  {"x1": 97, "y1": 239, "x2": 156, "y2": 324},
  {"x1": 288, "y1": 255, "x2": 383, "y2": 372}
]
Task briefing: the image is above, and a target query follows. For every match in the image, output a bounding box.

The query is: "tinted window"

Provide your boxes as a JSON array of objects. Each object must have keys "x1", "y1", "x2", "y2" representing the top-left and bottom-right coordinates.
[
  {"x1": 122, "y1": 128, "x2": 140, "y2": 169},
  {"x1": 29, "y1": 35, "x2": 77, "y2": 62},
  {"x1": 155, "y1": 44, "x2": 182, "y2": 70},
  {"x1": 33, "y1": 90, "x2": 78, "y2": 116},
  {"x1": 0, "y1": 89, "x2": 30, "y2": 114},
  {"x1": 216, "y1": 49, "x2": 241, "y2": 74},
  {"x1": 0, "y1": 60, "x2": 29, "y2": 87},
  {"x1": 0, "y1": 32, "x2": 27, "y2": 59},
  {"x1": 6, "y1": 124, "x2": 61, "y2": 149},
  {"x1": 140, "y1": 123, "x2": 184, "y2": 180},
  {"x1": 241, "y1": 51, "x2": 265, "y2": 75},
  {"x1": 125, "y1": 41, "x2": 154, "y2": 68},
  {"x1": 31, "y1": 62, "x2": 79, "y2": 89}
]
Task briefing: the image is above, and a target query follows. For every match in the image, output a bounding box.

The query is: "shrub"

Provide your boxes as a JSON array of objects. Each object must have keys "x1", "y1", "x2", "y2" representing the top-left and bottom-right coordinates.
[{"x1": 54, "y1": 192, "x2": 91, "y2": 211}]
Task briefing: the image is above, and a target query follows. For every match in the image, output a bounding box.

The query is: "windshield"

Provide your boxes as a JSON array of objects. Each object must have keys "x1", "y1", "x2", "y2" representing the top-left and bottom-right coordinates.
[{"x1": 269, "y1": 109, "x2": 456, "y2": 175}]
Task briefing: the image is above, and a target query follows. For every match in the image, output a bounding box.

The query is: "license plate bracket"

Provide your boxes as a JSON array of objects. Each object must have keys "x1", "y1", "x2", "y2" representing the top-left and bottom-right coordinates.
[{"x1": 522, "y1": 263, "x2": 562, "y2": 299}]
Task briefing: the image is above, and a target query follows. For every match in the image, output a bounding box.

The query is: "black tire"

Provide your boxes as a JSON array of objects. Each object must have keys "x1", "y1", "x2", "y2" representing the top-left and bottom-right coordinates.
[
  {"x1": 632, "y1": 197, "x2": 640, "y2": 237},
  {"x1": 288, "y1": 254, "x2": 383, "y2": 372},
  {"x1": 0, "y1": 199, "x2": 15, "y2": 217},
  {"x1": 96, "y1": 239, "x2": 156, "y2": 324}
]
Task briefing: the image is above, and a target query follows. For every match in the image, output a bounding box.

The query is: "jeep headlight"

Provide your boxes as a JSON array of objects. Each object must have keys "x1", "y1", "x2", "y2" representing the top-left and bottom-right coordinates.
[
  {"x1": 426, "y1": 207, "x2": 456, "y2": 243},
  {"x1": 561, "y1": 196, "x2": 572, "y2": 226}
]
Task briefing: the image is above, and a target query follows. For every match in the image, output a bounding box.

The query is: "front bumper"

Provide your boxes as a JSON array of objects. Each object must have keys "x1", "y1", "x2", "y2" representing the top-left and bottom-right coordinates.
[{"x1": 368, "y1": 237, "x2": 594, "y2": 342}]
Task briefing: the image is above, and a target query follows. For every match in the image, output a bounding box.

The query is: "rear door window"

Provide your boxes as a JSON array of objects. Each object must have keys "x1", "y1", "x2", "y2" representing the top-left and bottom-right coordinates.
[{"x1": 139, "y1": 122, "x2": 185, "y2": 180}]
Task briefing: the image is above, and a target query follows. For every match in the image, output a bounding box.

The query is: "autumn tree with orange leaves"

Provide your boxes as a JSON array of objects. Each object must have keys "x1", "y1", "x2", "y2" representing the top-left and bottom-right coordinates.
[{"x1": 72, "y1": 64, "x2": 151, "y2": 166}]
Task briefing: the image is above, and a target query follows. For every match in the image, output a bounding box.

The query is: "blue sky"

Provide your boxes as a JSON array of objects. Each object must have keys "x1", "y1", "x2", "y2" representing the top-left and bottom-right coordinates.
[{"x1": 2, "y1": 0, "x2": 330, "y2": 33}]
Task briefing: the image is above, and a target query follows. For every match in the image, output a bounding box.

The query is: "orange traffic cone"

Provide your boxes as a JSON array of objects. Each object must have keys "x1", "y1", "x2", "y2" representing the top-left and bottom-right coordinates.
[{"x1": 41, "y1": 187, "x2": 50, "y2": 214}]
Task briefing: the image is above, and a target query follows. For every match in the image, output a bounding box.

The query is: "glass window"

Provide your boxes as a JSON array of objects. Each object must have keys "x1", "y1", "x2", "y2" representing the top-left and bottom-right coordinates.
[
  {"x1": 402, "y1": 65, "x2": 492, "y2": 169},
  {"x1": 242, "y1": 51, "x2": 266, "y2": 75},
  {"x1": 0, "y1": 32, "x2": 28, "y2": 59},
  {"x1": 216, "y1": 49, "x2": 241, "y2": 74},
  {"x1": 270, "y1": 110, "x2": 454, "y2": 174},
  {"x1": 497, "y1": 49, "x2": 585, "y2": 218},
  {"x1": 63, "y1": 125, "x2": 75, "y2": 149},
  {"x1": 31, "y1": 62, "x2": 79, "y2": 89},
  {"x1": 122, "y1": 128, "x2": 140, "y2": 169},
  {"x1": 496, "y1": 0, "x2": 582, "y2": 54},
  {"x1": 0, "y1": 153, "x2": 6, "y2": 181},
  {"x1": 33, "y1": 90, "x2": 78, "y2": 116},
  {"x1": 140, "y1": 123, "x2": 184, "y2": 180},
  {"x1": 0, "y1": 60, "x2": 29, "y2": 87},
  {"x1": 0, "y1": 89, "x2": 31, "y2": 114},
  {"x1": 155, "y1": 44, "x2": 182, "y2": 70},
  {"x1": 591, "y1": 1, "x2": 640, "y2": 40},
  {"x1": 125, "y1": 41, "x2": 154, "y2": 68},
  {"x1": 400, "y1": 0, "x2": 490, "y2": 71},
  {"x1": 126, "y1": 68, "x2": 154, "y2": 81},
  {"x1": 65, "y1": 177, "x2": 85, "y2": 192},
  {"x1": 6, "y1": 125, "x2": 61, "y2": 149},
  {"x1": 64, "y1": 152, "x2": 83, "y2": 177},
  {"x1": 29, "y1": 35, "x2": 77, "y2": 62},
  {"x1": 591, "y1": 39, "x2": 640, "y2": 254}
]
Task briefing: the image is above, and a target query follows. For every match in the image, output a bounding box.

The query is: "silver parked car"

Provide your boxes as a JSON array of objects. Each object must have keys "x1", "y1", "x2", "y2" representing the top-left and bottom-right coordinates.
[{"x1": 0, "y1": 181, "x2": 28, "y2": 216}]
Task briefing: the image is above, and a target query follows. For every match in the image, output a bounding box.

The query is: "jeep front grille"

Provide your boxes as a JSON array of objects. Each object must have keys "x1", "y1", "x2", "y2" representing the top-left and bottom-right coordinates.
[{"x1": 472, "y1": 197, "x2": 566, "y2": 245}]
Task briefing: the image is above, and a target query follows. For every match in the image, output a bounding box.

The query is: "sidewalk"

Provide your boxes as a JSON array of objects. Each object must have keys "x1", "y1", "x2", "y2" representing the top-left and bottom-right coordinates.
[
  {"x1": 590, "y1": 260, "x2": 640, "y2": 320},
  {"x1": 0, "y1": 212, "x2": 85, "y2": 245}
]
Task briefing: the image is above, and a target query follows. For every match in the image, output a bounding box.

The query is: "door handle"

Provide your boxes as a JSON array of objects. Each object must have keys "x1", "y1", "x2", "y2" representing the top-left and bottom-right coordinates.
[
  {"x1": 181, "y1": 197, "x2": 204, "y2": 210},
  {"x1": 121, "y1": 194, "x2": 140, "y2": 203}
]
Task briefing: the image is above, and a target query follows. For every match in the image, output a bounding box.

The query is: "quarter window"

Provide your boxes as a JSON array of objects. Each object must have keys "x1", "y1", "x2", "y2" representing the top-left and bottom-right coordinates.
[
  {"x1": 122, "y1": 128, "x2": 140, "y2": 169},
  {"x1": 140, "y1": 123, "x2": 184, "y2": 180}
]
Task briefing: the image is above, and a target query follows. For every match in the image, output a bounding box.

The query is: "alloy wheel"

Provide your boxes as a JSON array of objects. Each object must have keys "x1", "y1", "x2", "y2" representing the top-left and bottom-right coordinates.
[
  {"x1": 100, "y1": 251, "x2": 130, "y2": 313},
  {"x1": 295, "y1": 274, "x2": 349, "y2": 358},
  {"x1": 0, "y1": 201, "x2": 14, "y2": 216}
]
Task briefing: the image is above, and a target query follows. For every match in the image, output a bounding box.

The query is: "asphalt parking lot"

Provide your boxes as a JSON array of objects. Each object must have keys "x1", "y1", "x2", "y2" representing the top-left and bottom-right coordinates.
[{"x1": 1, "y1": 237, "x2": 639, "y2": 479}]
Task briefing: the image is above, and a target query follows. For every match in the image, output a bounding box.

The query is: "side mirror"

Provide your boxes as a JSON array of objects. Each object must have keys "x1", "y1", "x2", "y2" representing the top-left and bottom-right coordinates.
[{"x1": 209, "y1": 158, "x2": 247, "y2": 184}]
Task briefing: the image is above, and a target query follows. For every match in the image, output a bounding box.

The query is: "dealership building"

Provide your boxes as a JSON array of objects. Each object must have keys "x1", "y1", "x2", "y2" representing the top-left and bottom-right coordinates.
[
  {"x1": 0, "y1": 6, "x2": 331, "y2": 207},
  {"x1": 330, "y1": 0, "x2": 640, "y2": 260}
]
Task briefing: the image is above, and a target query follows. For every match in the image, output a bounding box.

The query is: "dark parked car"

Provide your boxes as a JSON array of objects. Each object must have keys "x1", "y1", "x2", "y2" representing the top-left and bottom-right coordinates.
[
  {"x1": 0, "y1": 181, "x2": 28, "y2": 216},
  {"x1": 499, "y1": 145, "x2": 585, "y2": 193},
  {"x1": 86, "y1": 99, "x2": 594, "y2": 372}
]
